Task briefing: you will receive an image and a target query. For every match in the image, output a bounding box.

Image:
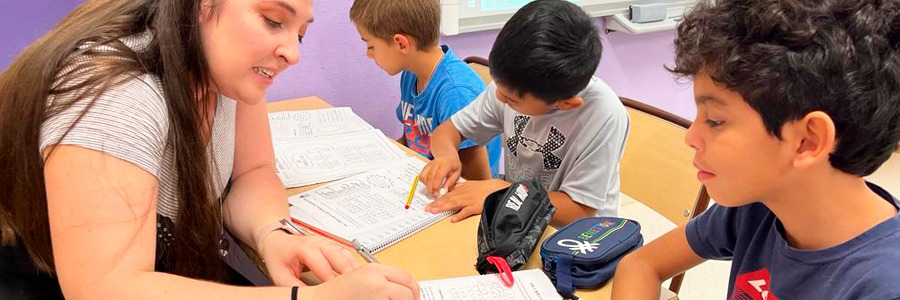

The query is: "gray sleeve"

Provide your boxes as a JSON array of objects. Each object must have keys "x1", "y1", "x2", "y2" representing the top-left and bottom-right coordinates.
[
  {"x1": 558, "y1": 105, "x2": 629, "y2": 214},
  {"x1": 450, "y1": 81, "x2": 505, "y2": 145},
  {"x1": 40, "y1": 74, "x2": 169, "y2": 177}
]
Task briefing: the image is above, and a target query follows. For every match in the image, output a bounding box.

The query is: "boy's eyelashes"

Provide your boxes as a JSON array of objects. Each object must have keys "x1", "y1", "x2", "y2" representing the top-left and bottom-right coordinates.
[
  {"x1": 496, "y1": 92, "x2": 518, "y2": 104},
  {"x1": 705, "y1": 119, "x2": 725, "y2": 127}
]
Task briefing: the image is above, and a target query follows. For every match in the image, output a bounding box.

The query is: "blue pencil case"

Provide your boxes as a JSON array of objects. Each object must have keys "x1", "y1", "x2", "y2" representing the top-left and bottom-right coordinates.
[{"x1": 540, "y1": 217, "x2": 643, "y2": 299}]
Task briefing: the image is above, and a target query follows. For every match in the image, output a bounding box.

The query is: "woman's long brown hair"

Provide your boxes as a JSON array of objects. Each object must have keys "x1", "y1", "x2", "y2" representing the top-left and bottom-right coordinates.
[{"x1": 0, "y1": 0, "x2": 227, "y2": 280}]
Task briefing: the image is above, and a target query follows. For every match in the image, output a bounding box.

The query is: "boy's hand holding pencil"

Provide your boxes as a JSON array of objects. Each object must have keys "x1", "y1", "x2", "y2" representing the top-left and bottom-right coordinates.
[{"x1": 419, "y1": 155, "x2": 463, "y2": 197}]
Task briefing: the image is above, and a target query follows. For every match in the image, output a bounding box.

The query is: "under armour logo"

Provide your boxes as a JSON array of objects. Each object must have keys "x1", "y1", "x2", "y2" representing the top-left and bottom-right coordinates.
[
  {"x1": 506, "y1": 116, "x2": 528, "y2": 156},
  {"x1": 557, "y1": 239, "x2": 600, "y2": 255},
  {"x1": 507, "y1": 115, "x2": 566, "y2": 170}
]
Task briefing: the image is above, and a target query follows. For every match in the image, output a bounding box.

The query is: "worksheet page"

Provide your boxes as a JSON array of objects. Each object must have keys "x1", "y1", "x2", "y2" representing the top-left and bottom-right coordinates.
[
  {"x1": 268, "y1": 107, "x2": 373, "y2": 139},
  {"x1": 273, "y1": 129, "x2": 406, "y2": 187},
  {"x1": 419, "y1": 269, "x2": 562, "y2": 300}
]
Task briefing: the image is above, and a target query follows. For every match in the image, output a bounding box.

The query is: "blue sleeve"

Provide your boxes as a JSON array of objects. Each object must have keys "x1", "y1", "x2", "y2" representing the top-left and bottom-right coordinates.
[
  {"x1": 437, "y1": 86, "x2": 482, "y2": 149},
  {"x1": 685, "y1": 203, "x2": 741, "y2": 260}
]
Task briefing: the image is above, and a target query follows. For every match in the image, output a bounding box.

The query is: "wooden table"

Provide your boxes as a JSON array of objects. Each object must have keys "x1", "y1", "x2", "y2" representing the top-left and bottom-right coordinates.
[{"x1": 268, "y1": 96, "x2": 677, "y2": 300}]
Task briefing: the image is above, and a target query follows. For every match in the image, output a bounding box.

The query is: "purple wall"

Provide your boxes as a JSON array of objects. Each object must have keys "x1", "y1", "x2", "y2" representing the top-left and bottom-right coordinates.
[
  {"x1": 0, "y1": 1, "x2": 83, "y2": 69},
  {"x1": 1, "y1": 0, "x2": 696, "y2": 139}
]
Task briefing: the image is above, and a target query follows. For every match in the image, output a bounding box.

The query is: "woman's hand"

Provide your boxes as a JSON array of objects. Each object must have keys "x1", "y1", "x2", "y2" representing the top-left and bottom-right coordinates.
[
  {"x1": 309, "y1": 264, "x2": 420, "y2": 300},
  {"x1": 259, "y1": 232, "x2": 360, "y2": 286}
]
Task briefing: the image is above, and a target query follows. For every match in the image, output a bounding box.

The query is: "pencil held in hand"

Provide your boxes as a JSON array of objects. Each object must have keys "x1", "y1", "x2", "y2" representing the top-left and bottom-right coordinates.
[
  {"x1": 351, "y1": 239, "x2": 380, "y2": 263},
  {"x1": 405, "y1": 175, "x2": 419, "y2": 209}
]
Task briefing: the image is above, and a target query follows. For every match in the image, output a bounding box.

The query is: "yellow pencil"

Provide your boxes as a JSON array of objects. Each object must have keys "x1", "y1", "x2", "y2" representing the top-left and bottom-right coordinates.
[{"x1": 404, "y1": 175, "x2": 419, "y2": 209}]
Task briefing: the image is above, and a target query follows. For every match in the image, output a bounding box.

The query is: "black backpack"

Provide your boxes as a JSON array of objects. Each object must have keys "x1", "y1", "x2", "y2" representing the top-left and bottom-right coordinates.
[{"x1": 475, "y1": 179, "x2": 555, "y2": 275}]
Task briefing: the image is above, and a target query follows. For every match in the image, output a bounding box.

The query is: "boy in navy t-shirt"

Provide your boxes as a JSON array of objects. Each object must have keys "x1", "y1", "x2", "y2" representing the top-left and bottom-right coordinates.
[
  {"x1": 612, "y1": 0, "x2": 900, "y2": 299},
  {"x1": 350, "y1": 0, "x2": 501, "y2": 179}
]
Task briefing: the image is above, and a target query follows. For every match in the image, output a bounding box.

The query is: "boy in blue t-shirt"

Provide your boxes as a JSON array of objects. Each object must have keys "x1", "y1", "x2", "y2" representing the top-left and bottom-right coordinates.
[
  {"x1": 612, "y1": 0, "x2": 900, "y2": 299},
  {"x1": 349, "y1": 0, "x2": 501, "y2": 179}
]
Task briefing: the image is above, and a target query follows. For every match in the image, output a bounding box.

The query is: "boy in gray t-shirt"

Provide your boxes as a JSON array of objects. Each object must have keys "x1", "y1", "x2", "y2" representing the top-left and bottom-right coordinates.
[{"x1": 419, "y1": 0, "x2": 629, "y2": 227}]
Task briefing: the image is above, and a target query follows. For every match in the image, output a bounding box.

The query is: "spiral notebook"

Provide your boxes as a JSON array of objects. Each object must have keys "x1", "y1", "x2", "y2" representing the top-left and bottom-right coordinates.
[{"x1": 287, "y1": 157, "x2": 453, "y2": 253}]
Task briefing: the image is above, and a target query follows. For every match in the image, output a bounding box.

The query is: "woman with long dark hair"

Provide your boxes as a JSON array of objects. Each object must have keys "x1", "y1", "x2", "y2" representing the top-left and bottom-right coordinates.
[{"x1": 0, "y1": 0, "x2": 419, "y2": 298}]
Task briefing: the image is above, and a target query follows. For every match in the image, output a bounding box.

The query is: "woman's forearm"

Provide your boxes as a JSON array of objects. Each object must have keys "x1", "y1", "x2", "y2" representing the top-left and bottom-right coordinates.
[{"x1": 223, "y1": 164, "x2": 290, "y2": 251}]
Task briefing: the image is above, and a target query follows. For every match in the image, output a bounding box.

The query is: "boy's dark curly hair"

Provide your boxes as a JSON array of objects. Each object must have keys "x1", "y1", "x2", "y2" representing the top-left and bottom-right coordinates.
[{"x1": 672, "y1": 0, "x2": 900, "y2": 176}]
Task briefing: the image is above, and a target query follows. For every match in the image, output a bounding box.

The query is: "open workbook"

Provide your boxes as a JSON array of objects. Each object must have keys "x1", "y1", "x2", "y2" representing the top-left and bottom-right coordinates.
[
  {"x1": 419, "y1": 269, "x2": 562, "y2": 300},
  {"x1": 288, "y1": 157, "x2": 452, "y2": 253}
]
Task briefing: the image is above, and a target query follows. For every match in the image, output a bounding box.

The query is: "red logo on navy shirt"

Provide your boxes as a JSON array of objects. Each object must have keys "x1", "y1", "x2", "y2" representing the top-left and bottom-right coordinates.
[{"x1": 731, "y1": 268, "x2": 779, "y2": 300}]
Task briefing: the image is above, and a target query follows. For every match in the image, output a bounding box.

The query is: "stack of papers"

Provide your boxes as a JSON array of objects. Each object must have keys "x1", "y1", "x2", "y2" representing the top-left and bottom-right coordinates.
[
  {"x1": 269, "y1": 107, "x2": 373, "y2": 139},
  {"x1": 270, "y1": 108, "x2": 407, "y2": 188}
]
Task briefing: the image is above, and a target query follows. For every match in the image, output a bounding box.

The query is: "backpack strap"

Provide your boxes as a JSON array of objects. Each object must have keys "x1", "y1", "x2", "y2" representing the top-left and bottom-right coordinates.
[
  {"x1": 486, "y1": 256, "x2": 515, "y2": 287},
  {"x1": 555, "y1": 253, "x2": 579, "y2": 300}
]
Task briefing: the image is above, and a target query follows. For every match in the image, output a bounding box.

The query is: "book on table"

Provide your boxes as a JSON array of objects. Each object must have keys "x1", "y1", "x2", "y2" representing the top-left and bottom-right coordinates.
[{"x1": 288, "y1": 157, "x2": 452, "y2": 253}]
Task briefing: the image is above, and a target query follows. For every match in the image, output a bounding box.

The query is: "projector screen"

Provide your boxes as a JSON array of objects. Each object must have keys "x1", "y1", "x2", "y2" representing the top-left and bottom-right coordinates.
[{"x1": 441, "y1": 0, "x2": 697, "y2": 35}]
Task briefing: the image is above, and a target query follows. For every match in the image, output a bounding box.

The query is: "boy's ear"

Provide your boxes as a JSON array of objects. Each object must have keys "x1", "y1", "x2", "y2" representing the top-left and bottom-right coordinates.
[
  {"x1": 790, "y1": 111, "x2": 836, "y2": 170},
  {"x1": 555, "y1": 96, "x2": 584, "y2": 110},
  {"x1": 392, "y1": 34, "x2": 412, "y2": 53}
]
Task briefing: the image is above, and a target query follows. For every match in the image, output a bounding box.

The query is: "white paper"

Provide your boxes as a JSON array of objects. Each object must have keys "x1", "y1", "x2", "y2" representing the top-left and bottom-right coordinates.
[
  {"x1": 268, "y1": 107, "x2": 373, "y2": 139},
  {"x1": 274, "y1": 129, "x2": 406, "y2": 187},
  {"x1": 419, "y1": 269, "x2": 563, "y2": 300},
  {"x1": 288, "y1": 157, "x2": 451, "y2": 253}
]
